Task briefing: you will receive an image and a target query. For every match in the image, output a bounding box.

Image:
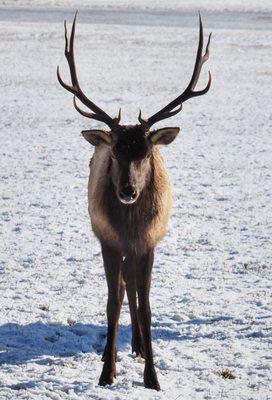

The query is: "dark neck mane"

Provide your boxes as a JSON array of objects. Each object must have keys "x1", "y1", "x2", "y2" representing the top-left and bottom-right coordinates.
[{"x1": 103, "y1": 158, "x2": 157, "y2": 254}]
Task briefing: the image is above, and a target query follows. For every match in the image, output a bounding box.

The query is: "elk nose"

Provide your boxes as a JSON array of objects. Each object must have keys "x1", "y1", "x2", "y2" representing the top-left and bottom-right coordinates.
[{"x1": 119, "y1": 185, "x2": 137, "y2": 201}]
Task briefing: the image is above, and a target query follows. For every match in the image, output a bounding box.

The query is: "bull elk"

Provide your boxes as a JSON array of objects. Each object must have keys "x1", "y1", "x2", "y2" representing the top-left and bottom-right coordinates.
[{"x1": 57, "y1": 12, "x2": 211, "y2": 391}]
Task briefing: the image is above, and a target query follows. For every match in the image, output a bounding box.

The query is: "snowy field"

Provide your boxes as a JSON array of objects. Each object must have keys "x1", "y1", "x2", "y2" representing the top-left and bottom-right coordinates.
[
  {"x1": 0, "y1": 1, "x2": 272, "y2": 399},
  {"x1": 1, "y1": 0, "x2": 272, "y2": 12}
]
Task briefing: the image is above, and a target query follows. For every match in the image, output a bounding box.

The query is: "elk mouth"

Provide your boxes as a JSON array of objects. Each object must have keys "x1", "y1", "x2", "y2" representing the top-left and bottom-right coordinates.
[{"x1": 119, "y1": 197, "x2": 138, "y2": 205}]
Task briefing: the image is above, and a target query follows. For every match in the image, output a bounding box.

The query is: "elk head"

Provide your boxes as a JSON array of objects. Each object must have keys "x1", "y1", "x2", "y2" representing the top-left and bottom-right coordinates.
[{"x1": 57, "y1": 12, "x2": 212, "y2": 205}]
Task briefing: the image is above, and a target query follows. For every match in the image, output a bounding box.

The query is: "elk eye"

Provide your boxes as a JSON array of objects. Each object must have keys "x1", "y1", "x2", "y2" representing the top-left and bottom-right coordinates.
[{"x1": 111, "y1": 153, "x2": 117, "y2": 160}]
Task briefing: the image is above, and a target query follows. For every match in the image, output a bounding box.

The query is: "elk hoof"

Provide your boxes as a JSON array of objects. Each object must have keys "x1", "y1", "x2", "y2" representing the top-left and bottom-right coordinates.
[
  {"x1": 144, "y1": 368, "x2": 161, "y2": 391},
  {"x1": 132, "y1": 338, "x2": 145, "y2": 358},
  {"x1": 98, "y1": 377, "x2": 113, "y2": 387},
  {"x1": 136, "y1": 355, "x2": 145, "y2": 364},
  {"x1": 133, "y1": 348, "x2": 145, "y2": 359},
  {"x1": 98, "y1": 369, "x2": 116, "y2": 386}
]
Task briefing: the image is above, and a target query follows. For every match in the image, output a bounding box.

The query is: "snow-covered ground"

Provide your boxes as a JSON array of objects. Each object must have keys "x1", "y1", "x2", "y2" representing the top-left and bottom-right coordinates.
[
  {"x1": 1, "y1": 0, "x2": 272, "y2": 12},
  {"x1": 0, "y1": 2, "x2": 271, "y2": 399}
]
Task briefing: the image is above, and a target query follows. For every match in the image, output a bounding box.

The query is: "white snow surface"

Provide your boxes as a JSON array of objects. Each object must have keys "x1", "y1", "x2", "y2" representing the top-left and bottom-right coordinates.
[
  {"x1": 0, "y1": 3, "x2": 272, "y2": 400},
  {"x1": 1, "y1": 0, "x2": 272, "y2": 12}
]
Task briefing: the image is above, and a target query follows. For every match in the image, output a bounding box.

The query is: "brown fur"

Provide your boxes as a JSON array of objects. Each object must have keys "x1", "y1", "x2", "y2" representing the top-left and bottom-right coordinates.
[{"x1": 88, "y1": 146, "x2": 172, "y2": 254}]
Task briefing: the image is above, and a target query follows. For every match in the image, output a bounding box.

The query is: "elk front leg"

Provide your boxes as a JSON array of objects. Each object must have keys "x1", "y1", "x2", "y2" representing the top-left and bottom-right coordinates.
[
  {"x1": 102, "y1": 271, "x2": 125, "y2": 363},
  {"x1": 122, "y1": 255, "x2": 144, "y2": 357},
  {"x1": 99, "y1": 243, "x2": 123, "y2": 387},
  {"x1": 136, "y1": 249, "x2": 160, "y2": 391}
]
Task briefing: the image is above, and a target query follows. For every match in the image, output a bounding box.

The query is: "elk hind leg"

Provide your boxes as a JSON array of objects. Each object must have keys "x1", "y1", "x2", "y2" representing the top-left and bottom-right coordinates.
[
  {"x1": 136, "y1": 249, "x2": 160, "y2": 391},
  {"x1": 122, "y1": 255, "x2": 144, "y2": 357}
]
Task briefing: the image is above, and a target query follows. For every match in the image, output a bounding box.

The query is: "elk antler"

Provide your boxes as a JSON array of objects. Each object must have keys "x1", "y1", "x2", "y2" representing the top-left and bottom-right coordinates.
[
  {"x1": 138, "y1": 12, "x2": 212, "y2": 129},
  {"x1": 57, "y1": 12, "x2": 121, "y2": 129}
]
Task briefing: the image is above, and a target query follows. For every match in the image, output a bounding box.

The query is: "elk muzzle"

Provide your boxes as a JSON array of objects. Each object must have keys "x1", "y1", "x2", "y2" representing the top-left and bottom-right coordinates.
[{"x1": 119, "y1": 184, "x2": 138, "y2": 204}]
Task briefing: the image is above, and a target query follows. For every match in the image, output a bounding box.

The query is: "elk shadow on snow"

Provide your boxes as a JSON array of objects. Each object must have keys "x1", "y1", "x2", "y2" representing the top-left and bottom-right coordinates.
[
  {"x1": 0, "y1": 316, "x2": 234, "y2": 366},
  {"x1": 0, "y1": 321, "x2": 179, "y2": 366}
]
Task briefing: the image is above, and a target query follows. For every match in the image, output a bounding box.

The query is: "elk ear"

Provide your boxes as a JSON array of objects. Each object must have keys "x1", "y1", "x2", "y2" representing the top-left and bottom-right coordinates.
[
  {"x1": 82, "y1": 130, "x2": 112, "y2": 147},
  {"x1": 149, "y1": 127, "x2": 180, "y2": 145}
]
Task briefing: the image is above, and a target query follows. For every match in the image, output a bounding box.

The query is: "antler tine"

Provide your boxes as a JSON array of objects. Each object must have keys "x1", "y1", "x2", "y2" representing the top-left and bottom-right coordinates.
[
  {"x1": 73, "y1": 96, "x2": 96, "y2": 119},
  {"x1": 57, "y1": 13, "x2": 84, "y2": 97},
  {"x1": 138, "y1": 109, "x2": 147, "y2": 125},
  {"x1": 116, "y1": 108, "x2": 122, "y2": 125},
  {"x1": 190, "y1": 13, "x2": 212, "y2": 91},
  {"x1": 57, "y1": 12, "x2": 121, "y2": 129},
  {"x1": 140, "y1": 12, "x2": 212, "y2": 129},
  {"x1": 64, "y1": 19, "x2": 69, "y2": 54},
  {"x1": 138, "y1": 105, "x2": 182, "y2": 127},
  {"x1": 66, "y1": 11, "x2": 79, "y2": 88},
  {"x1": 73, "y1": 97, "x2": 122, "y2": 127}
]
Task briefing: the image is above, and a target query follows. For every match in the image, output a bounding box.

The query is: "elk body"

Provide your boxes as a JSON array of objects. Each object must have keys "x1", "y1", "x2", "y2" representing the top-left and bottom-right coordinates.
[{"x1": 57, "y1": 12, "x2": 211, "y2": 390}]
